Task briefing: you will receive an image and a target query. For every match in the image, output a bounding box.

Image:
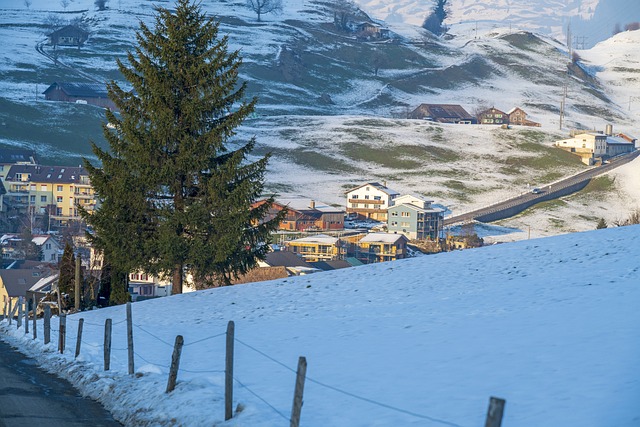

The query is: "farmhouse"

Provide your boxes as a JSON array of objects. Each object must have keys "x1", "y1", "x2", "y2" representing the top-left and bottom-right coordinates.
[
  {"x1": 47, "y1": 25, "x2": 89, "y2": 46},
  {"x1": 477, "y1": 107, "x2": 509, "y2": 125},
  {"x1": 355, "y1": 22, "x2": 390, "y2": 40},
  {"x1": 507, "y1": 107, "x2": 541, "y2": 127},
  {"x1": 408, "y1": 104, "x2": 475, "y2": 124},
  {"x1": 43, "y1": 82, "x2": 116, "y2": 110}
]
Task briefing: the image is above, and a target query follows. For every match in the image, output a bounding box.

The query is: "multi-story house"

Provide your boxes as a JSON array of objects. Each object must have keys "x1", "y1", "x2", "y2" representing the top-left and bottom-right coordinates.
[
  {"x1": 355, "y1": 232, "x2": 408, "y2": 263},
  {"x1": 507, "y1": 107, "x2": 541, "y2": 127},
  {"x1": 0, "y1": 149, "x2": 37, "y2": 181},
  {"x1": 477, "y1": 107, "x2": 509, "y2": 125},
  {"x1": 253, "y1": 198, "x2": 344, "y2": 231},
  {"x1": 285, "y1": 234, "x2": 345, "y2": 262},
  {"x1": 3, "y1": 165, "x2": 96, "y2": 227},
  {"x1": 345, "y1": 182, "x2": 399, "y2": 222},
  {"x1": 387, "y1": 195, "x2": 444, "y2": 241}
]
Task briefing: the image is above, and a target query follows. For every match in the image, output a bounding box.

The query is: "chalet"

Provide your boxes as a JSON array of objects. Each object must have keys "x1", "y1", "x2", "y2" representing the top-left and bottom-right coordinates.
[
  {"x1": 387, "y1": 195, "x2": 444, "y2": 241},
  {"x1": 47, "y1": 25, "x2": 89, "y2": 46},
  {"x1": 285, "y1": 234, "x2": 345, "y2": 262},
  {"x1": 477, "y1": 107, "x2": 509, "y2": 125},
  {"x1": 507, "y1": 107, "x2": 541, "y2": 127},
  {"x1": 346, "y1": 182, "x2": 399, "y2": 221},
  {"x1": 0, "y1": 265, "x2": 53, "y2": 309},
  {"x1": 43, "y1": 82, "x2": 116, "y2": 110},
  {"x1": 355, "y1": 22, "x2": 390, "y2": 40},
  {"x1": 408, "y1": 104, "x2": 475, "y2": 124},
  {"x1": 253, "y1": 198, "x2": 344, "y2": 232},
  {"x1": 355, "y1": 232, "x2": 408, "y2": 263}
]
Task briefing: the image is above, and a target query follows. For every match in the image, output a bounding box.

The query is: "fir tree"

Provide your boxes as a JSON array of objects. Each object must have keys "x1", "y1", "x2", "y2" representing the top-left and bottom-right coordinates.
[
  {"x1": 83, "y1": 0, "x2": 284, "y2": 294},
  {"x1": 596, "y1": 218, "x2": 607, "y2": 229},
  {"x1": 15, "y1": 227, "x2": 43, "y2": 261},
  {"x1": 58, "y1": 241, "x2": 76, "y2": 309}
]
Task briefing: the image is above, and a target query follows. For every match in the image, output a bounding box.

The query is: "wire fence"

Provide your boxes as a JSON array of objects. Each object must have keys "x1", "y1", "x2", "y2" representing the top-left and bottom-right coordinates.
[{"x1": 1, "y1": 301, "x2": 504, "y2": 427}]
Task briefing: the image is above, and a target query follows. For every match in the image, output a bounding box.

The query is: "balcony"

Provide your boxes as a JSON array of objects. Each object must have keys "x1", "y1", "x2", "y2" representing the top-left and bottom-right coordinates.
[{"x1": 348, "y1": 198, "x2": 384, "y2": 205}]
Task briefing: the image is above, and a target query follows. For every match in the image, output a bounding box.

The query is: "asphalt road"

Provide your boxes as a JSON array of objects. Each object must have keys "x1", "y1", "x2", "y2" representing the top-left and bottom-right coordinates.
[
  {"x1": 0, "y1": 339, "x2": 121, "y2": 427},
  {"x1": 444, "y1": 150, "x2": 640, "y2": 226}
]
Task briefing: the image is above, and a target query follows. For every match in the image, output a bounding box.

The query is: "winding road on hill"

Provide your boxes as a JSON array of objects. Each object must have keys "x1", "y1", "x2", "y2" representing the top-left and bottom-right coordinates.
[
  {"x1": 35, "y1": 41, "x2": 100, "y2": 83},
  {"x1": 444, "y1": 150, "x2": 640, "y2": 226}
]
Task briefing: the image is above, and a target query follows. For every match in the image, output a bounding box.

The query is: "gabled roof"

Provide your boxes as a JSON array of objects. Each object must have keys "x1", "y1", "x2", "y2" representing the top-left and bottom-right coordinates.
[
  {"x1": 288, "y1": 234, "x2": 340, "y2": 245},
  {"x1": 278, "y1": 198, "x2": 343, "y2": 214},
  {"x1": 507, "y1": 107, "x2": 526, "y2": 115},
  {"x1": 265, "y1": 251, "x2": 314, "y2": 268},
  {"x1": 5, "y1": 164, "x2": 88, "y2": 184},
  {"x1": 359, "y1": 232, "x2": 408, "y2": 244},
  {"x1": 410, "y1": 104, "x2": 474, "y2": 121},
  {"x1": 47, "y1": 25, "x2": 89, "y2": 39},
  {"x1": 346, "y1": 182, "x2": 400, "y2": 196},
  {"x1": 43, "y1": 82, "x2": 108, "y2": 98},
  {"x1": 0, "y1": 148, "x2": 38, "y2": 165},
  {"x1": 309, "y1": 260, "x2": 353, "y2": 271},
  {"x1": 0, "y1": 269, "x2": 50, "y2": 297},
  {"x1": 389, "y1": 202, "x2": 444, "y2": 214}
]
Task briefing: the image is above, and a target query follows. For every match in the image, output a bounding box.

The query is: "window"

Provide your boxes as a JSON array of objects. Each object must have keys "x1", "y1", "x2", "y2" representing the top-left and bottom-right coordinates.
[
  {"x1": 401, "y1": 222, "x2": 410, "y2": 227},
  {"x1": 56, "y1": 207, "x2": 62, "y2": 215},
  {"x1": 391, "y1": 211, "x2": 398, "y2": 217},
  {"x1": 364, "y1": 204, "x2": 369, "y2": 208},
  {"x1": 41, "y1": 195, "x2": 47, "y2": 202},
  {"x1": 45, "y1": 243, "x2": 51, "y2": 250},
  {"x1": 57, "y1": 196, "x2": 63, "y2": 203},
  {"x1": 351, "y1": 203, "x2": 358, "y2": 208},
  {"x1": 57, "y1": 185, "x2": 63, "y2": 192},
  {"x1": 374, "y1": 196, "x2": 381, "y2": 200},
  {"x1": 40, "y1": 185, "x2": 47, "y2": 191},
  {"x1": 16, "y1": 173, "x2": 22, "y2": 181},
  {"x1": 366, "y1": 187, "x2": 370, "y2": 191},
  {"x1": 30, "y1": 195, "x2": 36, "y2": 203},
  {"x1": 351, "y1": 195, "x2": 358, "y2": 199},
  {"x1": 365, "y1": 195, "x2": 369, "y2": 200},
  {"x1": 401, "y1": 212, "x2": 410, "y2": 217},
  {"x1": 30, "y1": 184, "x2": 36, "y2": 191},
  {"x1": 391, "y1": 221, "x2": 397, "y2": 226}
]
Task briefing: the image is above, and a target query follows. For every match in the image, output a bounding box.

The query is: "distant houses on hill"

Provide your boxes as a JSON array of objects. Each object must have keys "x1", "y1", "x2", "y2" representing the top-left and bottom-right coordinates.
[
  {"x1": 409, "y1": 103, "x2": 541, "y2": 127},
  {"x1": 47, "y1": 25, "x2": 89, "y2": 47},
  {"x1": 43, "y1": 82, "x2": 116, "y2": 110}
]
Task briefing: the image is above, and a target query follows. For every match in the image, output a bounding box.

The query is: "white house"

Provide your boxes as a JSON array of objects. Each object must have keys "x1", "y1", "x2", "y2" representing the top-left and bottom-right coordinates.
[
  {"x1": 345, "y1": 182, "x2": 400, "y2": 221},
  {"x1": 128, "y1": 271, "x2": 172, "y2": 301},
  {"x1": 32, "y1": 235, "x2": 63, "y2": 263}
]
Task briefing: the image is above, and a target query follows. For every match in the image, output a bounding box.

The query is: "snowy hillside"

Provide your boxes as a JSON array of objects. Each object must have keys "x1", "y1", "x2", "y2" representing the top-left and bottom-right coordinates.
[{"x1": 2, "y1": 224, "x2": 640, "y2": 426}]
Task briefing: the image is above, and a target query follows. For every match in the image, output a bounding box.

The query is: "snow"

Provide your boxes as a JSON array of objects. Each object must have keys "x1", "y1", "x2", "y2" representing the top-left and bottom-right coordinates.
[{"x1": 2, "y1": 224, "x2": 640, "y2": 426}]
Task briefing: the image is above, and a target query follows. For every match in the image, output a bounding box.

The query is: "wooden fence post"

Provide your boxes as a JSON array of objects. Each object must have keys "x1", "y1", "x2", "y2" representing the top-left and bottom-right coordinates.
[
  {"x1": 44, "y1": 305, "x2": 51, "y2": 344},
  {"x1": 58, "y1": 314, "x2": 66, "y2": 354},
  {"x1": 8, "y1": 299, "x2": 12, "y2": 326},
  {"x1": 104, "y1": 318, "x2": 112, "y2": 371},
  {"x1": 485, "y1": 396, "x2": 506, "y2": 427},
  {"x1": 126, "y1": 302, "x2": 134, "y2": 375},
  {"x1": 24, "y1": 298, "x2": 29, "y2": 334},
  {"x1": 225, "y1": 321, "x2": 235, "y2": 420},
  {"x1": 2, "y1": 299, "x2": 6, "y2": 321},
  {"x1": 166, "y1": 335, "x2": 184, "y2": 393},
  {"x1": 17, "y1": 297, "x2": 23, "y2": 329},
  {"x1": 290, "y1": 356, "x2": 307, "y2": 427},
  {"x1": 75, "y1": 318, "x2": 84, "y2": 358},
  {"x1": 32, "y1": 295, "x2": 37, "y2": 340},
  {"x1": 75, "y1": 254, "x2": 81, "y2": 311}
]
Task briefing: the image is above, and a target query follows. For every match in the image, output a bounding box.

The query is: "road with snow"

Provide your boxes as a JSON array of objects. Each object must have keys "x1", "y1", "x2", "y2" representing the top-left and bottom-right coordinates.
[
  {"x1": 444, "y1": 150, "x2": 640, "y2": 225},
  {"x1": 0, "y1": 340, "x2": 121, "y2": 427}
]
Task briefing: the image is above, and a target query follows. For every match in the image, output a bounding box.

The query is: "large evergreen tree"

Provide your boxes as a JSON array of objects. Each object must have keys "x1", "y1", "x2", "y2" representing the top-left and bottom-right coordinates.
[
  {"x1": 83, "y1": 0, "x2": 283, "y2": 294},
  {"x1": 58, "y1": 241, "x2": 76, "y2": 309}
]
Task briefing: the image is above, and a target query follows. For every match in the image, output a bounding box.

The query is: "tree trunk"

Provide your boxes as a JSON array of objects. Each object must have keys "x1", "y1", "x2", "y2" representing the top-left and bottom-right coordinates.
[{"x1": 172, "y1": 264, "x2": 183, "y2": 294}]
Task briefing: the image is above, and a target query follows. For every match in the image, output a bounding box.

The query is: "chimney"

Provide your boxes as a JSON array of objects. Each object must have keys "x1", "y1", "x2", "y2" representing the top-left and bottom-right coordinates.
[
  {"x1": 383, "y1": 180, "x2": 387, "y2": 187},
  {"x1": 605, "y1": 124, "x2": 613, "y2": 136},
  {"x1": 309, "y1": 200, "x2": 315, "y2": 209}
]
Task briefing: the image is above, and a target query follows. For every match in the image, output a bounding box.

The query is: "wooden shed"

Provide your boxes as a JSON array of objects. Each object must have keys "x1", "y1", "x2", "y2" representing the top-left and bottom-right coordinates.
[
  {"x1": 47, "y1": 25, "x2": 89, "y2": 46},
  {"x1": 43, "y1": 82, "x2": 116, "y2": 110}
]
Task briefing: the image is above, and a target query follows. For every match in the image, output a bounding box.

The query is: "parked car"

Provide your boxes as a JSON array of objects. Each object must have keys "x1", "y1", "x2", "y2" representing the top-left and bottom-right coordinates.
[{"x1": 531, "y1": 188, "x2": 543, "y2": 194}]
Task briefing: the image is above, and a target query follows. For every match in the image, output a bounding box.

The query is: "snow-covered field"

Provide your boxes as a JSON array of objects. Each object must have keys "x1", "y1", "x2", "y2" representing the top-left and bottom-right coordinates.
[{"x1": 2, "y1": 224, "x2": 640, "y2": 426}]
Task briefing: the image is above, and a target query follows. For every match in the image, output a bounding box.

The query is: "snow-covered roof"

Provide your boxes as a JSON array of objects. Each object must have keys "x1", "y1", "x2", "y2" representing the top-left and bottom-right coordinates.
[
  {"x1": 278, "y1": 198, "x2": 343, "y2": 213},
  {"x1": 288, "y1": 234, "x2": 339, "y2": 245},
  {"x1": 359, "y1": 232, "x2": 407, "y2": 244},
  {"x1": 346, "y1": 182, "x2": 400, "y2": 196}
]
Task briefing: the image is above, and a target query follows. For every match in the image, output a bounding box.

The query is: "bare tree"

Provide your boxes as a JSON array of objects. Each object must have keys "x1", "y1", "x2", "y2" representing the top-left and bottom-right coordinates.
[
  {"x1": 24, "y1": 0, "x2": 32, "y2": 9},
  {"x1": 329, "y1": 0, "x2": 359, "y2": 31},
  {"x1": 60, "y1": 0, "x2": 70, "y2": 11},
  {"x1": 246, "y1": 0, "x2": 282, "y2": 22}
]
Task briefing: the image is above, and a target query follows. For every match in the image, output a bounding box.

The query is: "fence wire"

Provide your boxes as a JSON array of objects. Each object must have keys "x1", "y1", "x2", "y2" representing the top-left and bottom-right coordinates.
[{"x1": 233, "y1": 375, "x2": 290, "y2": 422}]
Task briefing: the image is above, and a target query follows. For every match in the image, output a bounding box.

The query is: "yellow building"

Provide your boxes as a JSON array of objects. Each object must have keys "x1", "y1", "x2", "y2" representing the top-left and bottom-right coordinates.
[
  {"x1": 356, "y1": 232, "x2": 408, "y2": 263},
  {"x1": 285, "y1": 234, "x2": 345, "y2": 262},
  {"x1": 0, "y1": 267, "x2": 53, "y2": 313},
  {"x1": 3, "y1": 164, "x2": 96, "y2": 227}
]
